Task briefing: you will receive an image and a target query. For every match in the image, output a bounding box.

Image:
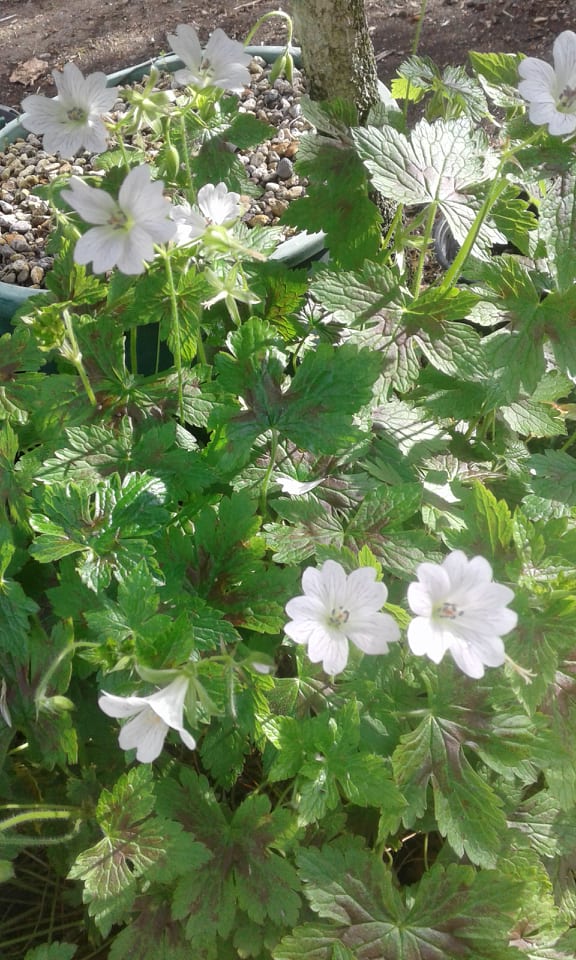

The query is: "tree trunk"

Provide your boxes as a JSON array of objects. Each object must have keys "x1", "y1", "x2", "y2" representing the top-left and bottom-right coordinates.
[{"x1": 291, "y1": 0, "x2": 379, "y2": 121}]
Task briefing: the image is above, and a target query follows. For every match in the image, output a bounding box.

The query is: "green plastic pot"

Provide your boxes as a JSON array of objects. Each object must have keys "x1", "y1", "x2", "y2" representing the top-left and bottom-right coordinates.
[{"x1": 0, "y1": 45, "x2": 325, "y2": 330}]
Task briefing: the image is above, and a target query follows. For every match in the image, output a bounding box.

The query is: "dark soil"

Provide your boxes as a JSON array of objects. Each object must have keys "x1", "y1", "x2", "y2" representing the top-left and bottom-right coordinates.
[{"x1": 0, "y1": 0, "x2": 572, "y2": 108}]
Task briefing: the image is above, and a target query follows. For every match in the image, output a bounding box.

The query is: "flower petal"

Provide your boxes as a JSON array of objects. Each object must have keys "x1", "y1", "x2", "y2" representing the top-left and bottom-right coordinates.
[
  {"x1": 448, "y1": 641, "x2": 487, "y2": 679},
  {"x1": 348, "y1": 611, "x2": 400, "y2": 654},
  {"x1": 285, "y1": 594, "x2": 325, "y2": 622},
  {"x1": 99, "y1": 691, "x2": 148, "y2": 718},
  {"x1": 547, "y1": 111, "x2": 576, "y2": 135},
  {"x1": 146, "y1": 676, "x2": 190, "y2": 728},
  {"x1": 307, "y1": 625, "x2": 349, "y2": 675},
  {"x1": 345, "y1": 566, "x2": 388, "y2": 612},
  {"x1": 74, "y1": 226, "x2": 124, "y2": 272},
  {"x1": 302, "y1": 560, "x2": 346, "y2": 607},
  {"x1": 407, "y1": 617, "x2": 450, "y2": 663},
  {"x1": 167, "y1": 24, "x2": 202, "y2": 73},
  {"x1": 197, "y1": 182, "x2": 241, "y2": 224},
  {"x1": 552, "y1": 30, "x2": 576, "y2": 87},
  {"x1": 518, "y1": 57, "x2": 556, "y2": 89},
  {"x1": 62, "y1": 177, "x2": 117, "y2": 224},
  {"x1": 118, "y1": 709, "x2": 168, "y2": 762}
]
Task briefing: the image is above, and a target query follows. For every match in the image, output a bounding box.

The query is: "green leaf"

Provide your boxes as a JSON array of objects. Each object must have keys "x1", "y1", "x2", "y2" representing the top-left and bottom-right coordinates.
[
  {"x1": 68, "y1": 768, "x2": 186, "y2": 931},
  {"x1": 266, "y1": 704, "x2": 405, "y2": 829},
  {"x1": 0, "y1": 576, "x2": 38, "y2": 661},
  {"x1": 393, "y1": 714, "x2": 507, "y2": 867},
  {"x1": 279, "y1": 344, "x2": 381, "y2": 453},
  {"x1": 501, "y1": 397, "x2": 566, "y2": 438},
  {"x1": 528, "y1": 450, "x2": 576, "y2": 505},
  {"x1": 30, "y1": 473, "x2": 168, "y2": 590},
  {"x1": 352, "y1": 118, "x2": 497, "y2": 248},
  {"x1": 469, "y1": 50, "x2": 523, "y2": 88},
  {"x1": 492, "y1": 189, "x2": 538, "y2": 257},
  {"x1": 536, "y1": 285, "x2": 576, "y2": 377},
  {"x1": 108, "y1": 906, "x2": 190, "y2": 960},
  {"x1": 311, "y1": 261, "x2": 401, "y2": 325},
  {"x1": 283, "y1": 124, "x2": 381, "y2": 268},
  {"x1": 538, "y1": 169, "x2": 576, "y2": 291},
  {"x1": 274, "y1": 843, "x2": 522, "y2": 960},
  {"x1": 157, "y1": 770, "x2": 301, "y2": 945},
  {"x1": 509, "y1": 790, "x2": 576, "y2": 858},
  {"x1": 24, "y1": 945, "x2": 77, "y2": 960},
  {"x1": 469, "y1": 51, "x2": 525, "y2": 109}
]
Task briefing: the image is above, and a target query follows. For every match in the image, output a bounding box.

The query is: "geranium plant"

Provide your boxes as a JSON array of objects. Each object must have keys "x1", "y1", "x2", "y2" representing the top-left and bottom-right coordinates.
[{"x1": 1, "y1": 15, "x2": 576, "y2": 960}]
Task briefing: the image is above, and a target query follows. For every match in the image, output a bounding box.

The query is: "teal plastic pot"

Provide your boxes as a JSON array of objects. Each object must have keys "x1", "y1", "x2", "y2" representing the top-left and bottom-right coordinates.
[{"x1": 0, "y1": 44, "x2": 324, "y2": 330}]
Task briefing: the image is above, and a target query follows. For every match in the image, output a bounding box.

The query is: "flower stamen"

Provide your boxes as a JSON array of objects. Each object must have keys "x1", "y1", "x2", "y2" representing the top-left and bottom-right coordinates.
[
  {"x1": 558, "y1": 84, "x2": 576, "y2": 111},
  {"x1": 437, "y1": 601, "x2": 464, "y2": 620},
  {"x1": 327, "y1": 606, "x2": 350, "y2": 628},
  {"x1": 67, "y1": 106, "x2": 88, "y2": 123}
]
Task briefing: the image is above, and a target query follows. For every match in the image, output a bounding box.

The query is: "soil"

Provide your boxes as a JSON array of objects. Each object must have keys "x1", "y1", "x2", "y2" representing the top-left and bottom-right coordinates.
[{"x1": 0, "y1": 0, "x2": 572, "y2": 109}]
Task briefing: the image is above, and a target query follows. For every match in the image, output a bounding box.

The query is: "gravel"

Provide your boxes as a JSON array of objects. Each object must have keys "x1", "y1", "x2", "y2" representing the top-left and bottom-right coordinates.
[{"x1": 0, "y1": 57, "x2": 312, "y2": 288}]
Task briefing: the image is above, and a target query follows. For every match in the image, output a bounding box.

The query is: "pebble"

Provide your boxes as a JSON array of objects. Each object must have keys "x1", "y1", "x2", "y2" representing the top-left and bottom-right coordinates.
[
  {"x1": 0, "y1": 57, "x2": 313, "y2": 288},
  {"x1": 276, "y1": 157, "x2": 294, "y2": 180}
]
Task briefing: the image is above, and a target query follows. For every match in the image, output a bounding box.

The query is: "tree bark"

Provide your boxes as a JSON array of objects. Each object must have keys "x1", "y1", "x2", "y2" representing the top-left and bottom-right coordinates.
[{"x1": 291, "y1": 0, "x2": 379, "y2": 121}]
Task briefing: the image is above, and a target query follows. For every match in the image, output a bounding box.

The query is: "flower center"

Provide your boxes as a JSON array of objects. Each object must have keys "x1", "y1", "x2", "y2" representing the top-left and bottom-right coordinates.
[
  {"x1": 435, "y1": 601, "x2": 465, "y2": 620},
  {"x1": 327, "y1": 606, "x2": 350, "y2": 629},
  {"x1": 107, "y1": 209, "x2": 130, "y2": 231},
  {"x1": 557, "y1": 84, "x2": 576, "y2": 112},
  {"x1": 67, "y1": 106, "x2": 88, "y2": 124},
  {"x1": 200, "y1": 56, "x2": 215, "y2": 80}
]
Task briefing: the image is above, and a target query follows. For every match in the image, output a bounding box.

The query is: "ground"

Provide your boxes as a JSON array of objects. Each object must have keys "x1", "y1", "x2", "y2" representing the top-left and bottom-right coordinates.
[{"x1": 0, "y1": 0, "x2": 572, "y2": 108}]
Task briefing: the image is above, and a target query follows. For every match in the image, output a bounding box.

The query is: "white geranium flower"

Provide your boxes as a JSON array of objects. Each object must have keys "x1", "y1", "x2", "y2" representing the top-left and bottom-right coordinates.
[
  {"x1": 98, "y1": 675, "x2": 196, "y2": 763},
  {"x1": 284, "y1": 560, "x2": 400, "y2": 675},
  {"x1": 21, "y1": 62, "x2": 117, "y2": 158},
  {"x1": 407, "y1": 550, "x2": 518, "y2": 679},
  {"x1": 167, "y1": 24, "x2": 251, "y2": 93},
  {"x1": 172, "y1": 182, "x2": 241, "y2": 245},
  {"x1": 518, "y1": 31, "x2": 576, "y2": 135},
  {"x1": 61, "y1": 164, "x2": 176, "y2": 274}
]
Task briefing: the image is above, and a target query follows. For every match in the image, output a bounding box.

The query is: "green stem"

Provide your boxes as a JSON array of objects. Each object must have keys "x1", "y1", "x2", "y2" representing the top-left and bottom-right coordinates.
[
  {"x1": 438, "y1": 133, "x2": 541, "y2": 291},
  {"x1": 115, "y1": 131, "x2": 132, "y2": 171},
  {"x1": 0, "y1": 807, "x2": 80, "y2": 833},
  {"x1": 179, "y1": 112, "x2": 194, "y2": 192},
  {"x1": 411, "y1": 0, "x2": 429, "y2": 55},
  {"x1": 412, "y1": 200, "x2": 437, "y2": 297},
  {"x1": 35, "y1": 640, "x2": 96, "y2": 710},
  {"x1": 0, "y1": 920, "x2": 86, "y2": 950},
  {"x1": 129, "y1": 327, "x2": 138, "y2": 374},
  {"x1": 381, "y1": 201, "x2": 404, "y2": 257},
  {"x1": 244, "y1": 10, "x2": 293, "y2": 48},
  {"x1": 162, "y1": 251, "x2": 185, "y2": 422},
  {"x1": 259, "y1": 428, "x2": 279, "y2": 515},
  {"x1": 423, "y1": 831, "x2": 430, "y2": 872},
  {"x1": 437, "y1": 180, "x2": 505, "y2": 292},
  {"x1": 559, "y1": 427, "x2": 576, "y2": 452},
  {"x1": 61, "y1": 310, "x2": 97, "y2": 407},
  {"x1": 403, "y1": 0, "x2": 429, "y2": 124}
]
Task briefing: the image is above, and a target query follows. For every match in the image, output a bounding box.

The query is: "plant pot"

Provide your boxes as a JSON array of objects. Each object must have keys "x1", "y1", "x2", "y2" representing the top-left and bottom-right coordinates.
[{"x1": 0, "y1": 44, "x2": 323, "y2": 330}]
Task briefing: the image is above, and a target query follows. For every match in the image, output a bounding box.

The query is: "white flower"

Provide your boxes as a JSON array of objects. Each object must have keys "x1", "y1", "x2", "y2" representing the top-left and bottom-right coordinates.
[
  {"x1": 21, "y1": 62, "x2": 117, "y2": 158},
  {"x1": 167, "y1": 24, "x2": 251, "y2": 93},
  {"x1": 518, "y1": 31, "x2": 576, "y2": 136},
  {"x1": 61, "y1": 164, "x2": 176, "y2": 274},
  {"x1": 407, "y1": 550, "x2": 518, "y2": 679},
  {"x1": 98, "y1": 675, "x2": 196, "y2": 763},
  {"x1": 276, "y1": 474, "x2": 326, "y2": 495},
  {"x1": 0, "y1": 678, "x2": 11, "y2": 728},
  {"x1": 284, "y1": 560, "x2": 400, "y2": 675},
  {"x1": 172, "y1": 182, "x2": 241, "y2": 245}
]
